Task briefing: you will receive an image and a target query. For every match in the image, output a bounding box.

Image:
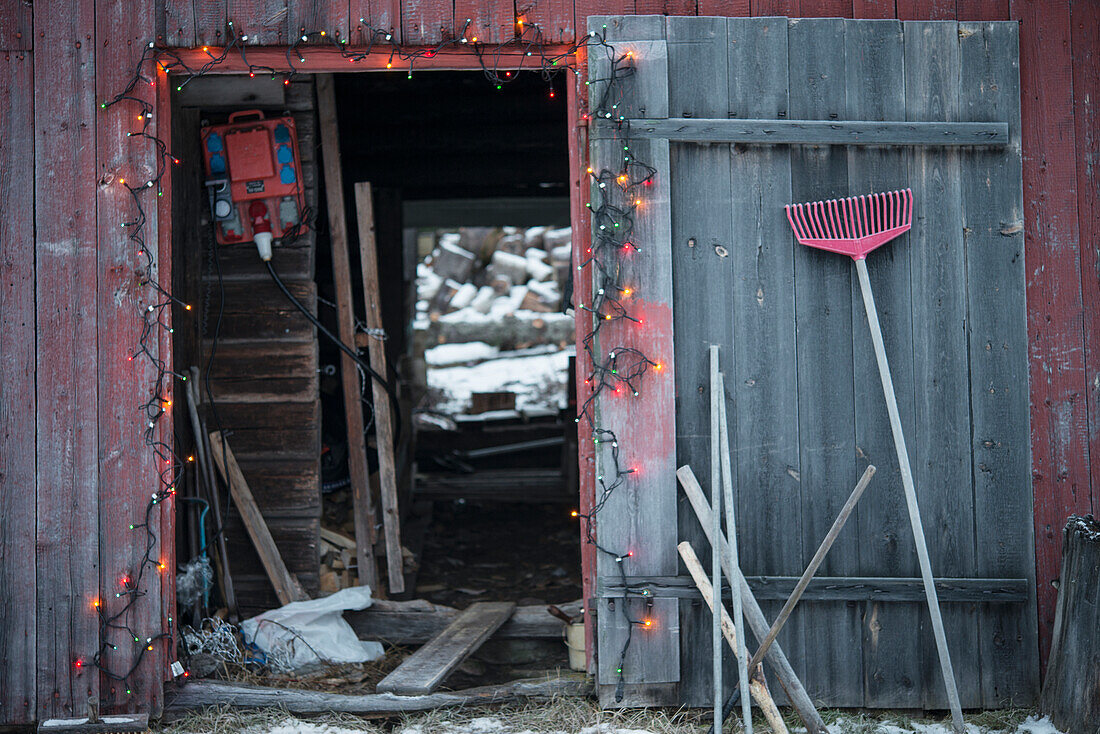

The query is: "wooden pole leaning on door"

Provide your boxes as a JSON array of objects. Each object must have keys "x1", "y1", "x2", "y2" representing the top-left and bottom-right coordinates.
[
  {"x1": 353, "y1": 181, "x2": 404, "y2": 594},
  {"x1": 708, "y1": 346, "x2": 724, "y2": 734},
  {"x1": 317, "y1": 73, "x2": 381, "y2": 590}
]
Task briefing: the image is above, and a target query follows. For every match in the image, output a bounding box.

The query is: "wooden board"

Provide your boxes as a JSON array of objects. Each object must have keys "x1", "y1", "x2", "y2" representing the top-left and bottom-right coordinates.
[
  {"x1": 958, "y1": 20, "x2": 1038, "y2": 705},
  {"x1": 347, "y1": 600, "x2": 581, "y2": 643},
  {"x1": 376, "y1": 602, "x2": 517, "y2": 695},
  {"x1": 0, "y1": 0, "x2": 31, "y2": 48},
  {"x1": 317, "y1": 74, "x2": 381, "y2": 589},
  {"x1": 0, "y1": 50, "x2": 36, "y2": 726},
  {"x1": 402, "y1": 0, "x2": 452, "y2": 44},
  {"x1": 227, "y1": 0, "x2": 288, "y2": 45},
  {"x1": 454, "y1": 0, "x2": 515, "y2": 43},
  {"x1": 34, "y1": 0, "x2": 100, "y2": 719},
  {"x1": 787, "y1": 17, "x2": 860, "y2": 706},
  {"x1": 209, "y1": 432, "x2": 309, "y2": 605},
  {"x1": 288, "y1": 0, "x2": 350, "y2": 41},
  {"x1": 353, "y1": 182, "x2": 404, "y2": 593},
  {"x1": 96, "y1": 0, "x2": 166, "y2": 711}
]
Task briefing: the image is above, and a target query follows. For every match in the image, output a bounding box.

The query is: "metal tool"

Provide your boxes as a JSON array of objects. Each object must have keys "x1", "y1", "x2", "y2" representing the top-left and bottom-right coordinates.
[{"x1": 785, "y1": 188, "x2": 964, "y2": 734}]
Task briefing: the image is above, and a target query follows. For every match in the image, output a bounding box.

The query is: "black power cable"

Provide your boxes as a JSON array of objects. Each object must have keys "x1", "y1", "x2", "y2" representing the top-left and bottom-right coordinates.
[{"x1": 264, "y1": 258, "x2": 402, "y2": 440}]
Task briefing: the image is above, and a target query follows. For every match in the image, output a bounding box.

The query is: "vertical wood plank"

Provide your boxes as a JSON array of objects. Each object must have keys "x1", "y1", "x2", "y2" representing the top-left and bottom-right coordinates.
[
  {"x1": 577, "y1": 0, "x2": 629, "y2": 43},
  {"x1": 698, "y1": 0, "x2": 751, "y2": 16},
  {"x1": 896, "y1": 0, "x2": 955, "y2": 20},
  {"x1": 162, "y1": 0, "x2": 198, "y2": 46},
  {"x1": 454, "y1": 0, "x2": 516, "y2": 43},
  {"x1": 96, "y1": 0, "x2": 166, "y2": 712},
  {"x1": 356, "y1": 0, "x2": 401, "y2": 41},
  {"x1": 290, "y1": 0, "x2": 351, "y2": 41},
  {"x1": 958, "y1": 20, "x2": 1038, "y2": 706},
  {"x1": 162, "y1": 0, "x2": 228, "y2": 47},
  {"x1": 851, "y1": 0, "x2": 896, "y2": 19},
  {"x1": 589, "y1": 14, "x2": 680, "y2": 705},
  {"x1": 666, "y1": 15, "x2": 733, "y2": 708},
  {"x1": 0, "y1": 1, "x2": 32, "y2": 50},
  {"x1": 726, "y1": 13, "x2": 801, "y2": 705},
  {"x1": 787, "y1": 16, "x2": 860, "y2": 706},
  {"x1": 517, "y1": 0, "x2": 573, "y2": 43},
  {"x1": 1072, "y1": 0, "x2": 1099, "y2": 529},
  {"x1": 956, "y1": 0, "x2": 1008, "y2": 21},
  {"x1": 402, "y1": 0, "x2": 452, "y2": 44},
  {"x1": 800, "y1": 0, "x2": 854, "y2": 17},
  {"x1": 34, "y1": 0, "x2": 100, "y2": 719},
  {"x1": 904, "y1": 19, "x2": 979, "y2": 710},
  {"x1": 228, "y1": 0, "x2": 289, "y2": 44},
  {"x1": 1009, "y1": 0, "x2": 1087, "y2": 668},
  {"x1": 0, "y1": 49, "x2": 36, "y2": 726},
  {"x1": 751, "y1": 0, "x2": 801, "y2": 17},
  {"x1": 845, "y1": 17, "x2": 920, "y2": 709}
]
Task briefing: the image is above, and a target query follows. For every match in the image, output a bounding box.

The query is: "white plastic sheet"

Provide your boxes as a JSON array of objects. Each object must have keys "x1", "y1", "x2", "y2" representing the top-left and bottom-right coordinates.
[{"x1": 240, "y1": 586, "x2": 384, "y2": 672}]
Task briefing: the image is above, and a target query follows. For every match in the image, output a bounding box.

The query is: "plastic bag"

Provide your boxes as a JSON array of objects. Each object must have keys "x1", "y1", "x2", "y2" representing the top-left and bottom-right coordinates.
[{"x1": 239, "y1": 586, "x2": 384, "y2": 672}]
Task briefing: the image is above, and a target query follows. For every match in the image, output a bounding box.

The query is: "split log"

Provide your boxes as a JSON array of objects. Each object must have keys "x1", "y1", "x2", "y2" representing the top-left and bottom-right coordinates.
[
  {"x1": 164, "y1": 675, "x2": 592, "y2": 717},
  {"x1": 1040, "y1": 514, "x2": 1100, "y2": 733}
]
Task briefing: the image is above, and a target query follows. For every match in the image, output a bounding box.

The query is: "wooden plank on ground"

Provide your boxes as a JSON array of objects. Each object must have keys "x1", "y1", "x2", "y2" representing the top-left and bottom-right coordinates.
[
  {"x1": 34, "y1": 0, "x2": 100, "y2": 719},
  {"x1": 787, "y1": 16, "x2": 860, "y2": 706},
  {"x1": 903, "y1": 20, "x2": 980, "y2": 711},
  {"x1": 209, "y1": 432, "x2": 309, "y2": 605},
  {"x1": 666, "y1": 14, "x2": 736, "y2": 709},
  {"x1": 353, "y1": 181, "x2": 404, "y2": 594},
  {"x1": 843, "y1": 17, "x2": 922, "y2": 710},
  {"x1": 316, "y1": 73, "x2": 381, "y2": 590},
  {"x1": 588, "y1": 14, "x2": 680, "y2": 707},
  {"x1": 376, "y1": 602, "x2": 517, "y2": 695},
  {"x1": 0, "y1": 50, "x2": 36, "y2": 726},
  {"x1": 958, "y1": 20, "x2": 1038, "y2": 706},
  {"x1": 96, "y1": 0, "x2": 166, "y2": 711}
]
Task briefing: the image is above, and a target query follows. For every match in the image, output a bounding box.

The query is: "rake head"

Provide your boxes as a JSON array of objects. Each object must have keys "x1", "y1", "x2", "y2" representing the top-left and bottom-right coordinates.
[{"x1": 785, "y1": 188, "x2": 913, "y2": 260}]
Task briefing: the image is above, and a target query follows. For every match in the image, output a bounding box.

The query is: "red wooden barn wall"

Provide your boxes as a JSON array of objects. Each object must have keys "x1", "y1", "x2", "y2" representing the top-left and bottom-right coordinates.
[{"x1": 0, "y1": 0, "x2": 1096, "y2": 723}]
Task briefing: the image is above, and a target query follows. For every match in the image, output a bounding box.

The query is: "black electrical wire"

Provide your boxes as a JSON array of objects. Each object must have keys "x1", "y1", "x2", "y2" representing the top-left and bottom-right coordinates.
[{"x1": 264, "y1": 258, "x2": 403, "y2": 441}]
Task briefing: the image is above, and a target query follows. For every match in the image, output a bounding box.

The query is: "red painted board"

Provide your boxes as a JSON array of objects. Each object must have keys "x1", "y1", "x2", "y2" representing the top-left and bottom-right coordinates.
[
  {"x1": 0, "y1": 0, "x2": 31, "y2": 49},
  {"x1": 355, "y1": 0, "x2": 401, "y2": 42},
  {"x1": 751, "y1": 0, "x2": 801, "y2": 16},
  {"x1": 634, "y1": 0, "x2": 699, "y2": 16},
  {"x1": 852, "y1": 0, "x2": 896, "y2": 18},
  {"x1": 0, "y1": 49, "x2": 36, "y2": 727},
  {"x1": 34, "y1": 0, "x2": 100, "y2": 720},
  {"x1": 162, "y1": 0, "x2": 229, "y2": 46},
  {"x1": 698, "y1": 0, "x2": 751, "y2": 15},
  {"x1": 1073, "y1": 3, "x2": 1100, "y2": 517},
  {"x1": 454, "y1": 0, "x2": 516, "y2": 43},
  {"x1": 956, "y1": 0, "x2": 1009, "y2": 20},
  {"x1": 289, "y1": 0, "x2": 350, "y2": 42},
  {"x1": 1011, "y1": 0, "x2": 1091, "y2": 668},
  {"x1": 567, "y1": 65, "x2": 596, "y2": 673},
  {"x1": 575, "y1": 0, "x2": 629, "y2": 41},
  {"x1": 96, "y1": 0, "x2": 166, "y2": 713},
  {"x1": 228, "y1": 0, "x2": 289, "y2": 45},
  {"x1": 171, "y1": 44, "x2": 571, "y2": 71},
  {"x1": 896, "y1": 0, "x2": 955, "y2": 19},
  {"x1": 402, "y1": 0, "x2": 453, "y2": 43},
  {"x1": 516, "y1": 0, "x2": 574, "y2": 44},
  {"x1": 800, "y1": 0, "x2": 853, "y2": 16}
]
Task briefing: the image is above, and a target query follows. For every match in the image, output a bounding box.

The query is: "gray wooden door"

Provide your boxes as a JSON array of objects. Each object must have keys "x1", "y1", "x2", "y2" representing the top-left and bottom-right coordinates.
[{"x1": 587, "y1": 15, "x2": 1036, "y2": 708}]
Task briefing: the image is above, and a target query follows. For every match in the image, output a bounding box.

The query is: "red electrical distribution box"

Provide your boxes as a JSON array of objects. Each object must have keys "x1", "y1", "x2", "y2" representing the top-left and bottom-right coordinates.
[{"x1": 201, "y1": 110, "x2": 307, "y2": 256}]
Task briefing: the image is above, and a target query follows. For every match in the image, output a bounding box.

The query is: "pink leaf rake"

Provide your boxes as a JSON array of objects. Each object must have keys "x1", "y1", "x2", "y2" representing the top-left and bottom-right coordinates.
[{"x1": 784, "y1": 187, "x2": 965, "y2": 734}]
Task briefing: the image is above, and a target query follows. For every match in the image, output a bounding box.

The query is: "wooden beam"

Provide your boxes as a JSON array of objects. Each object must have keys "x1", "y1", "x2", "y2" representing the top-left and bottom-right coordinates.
[
  {"x1": 591, "y1": 118, "x2": 1009, "y2": 146},
  {"x1": 353, "y1": 181, "x2": 404, "y2": 595},
  {"x1": 597, "y1": 575, "x2": 1031, "y2": 603},
  {"x1": 316, "y1": 73, "x2": 381, "y2": 591},
  {"x1": 346, "y1": 600, "x2": 582, "y2": 644},
  {"x1": 208, "y1": 432, "x2": 308, "y2": 606},
  {"x1": 164, "y1": 675, "x2": 592, "y2": 716},
  {"x1": 376, "y1": 602, "x2": 517, "y2": 695}
]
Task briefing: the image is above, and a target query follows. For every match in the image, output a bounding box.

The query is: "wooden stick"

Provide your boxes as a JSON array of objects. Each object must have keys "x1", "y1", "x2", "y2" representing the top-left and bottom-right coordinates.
[
  {"x1": 209, "y1": 431, "x2": 308, "y2": 606},
  {"x1": 717, "y1": 373, "x2": 752, "y2": 734},
  {"x1": 353, "y1": 181, "x2": 404, "y2": 594},
  {"x1": 747, "y1": 464, "x2": 876, "y2": 672},
  {"x1": 316, "y1": 73, "x2": 381, "y2": 590},
  {"x1": 677, "y1": 465, "x2": 827, "y2": 734},
  {"x1": 708, "y1": 347, "x2": 723, "y2": 734},
  {"x1": 855, "y1": 258, "x2": 964, "y2": 734},
  {"x1": 679, "y1": 542, "x2": 789, "y2": 734}
]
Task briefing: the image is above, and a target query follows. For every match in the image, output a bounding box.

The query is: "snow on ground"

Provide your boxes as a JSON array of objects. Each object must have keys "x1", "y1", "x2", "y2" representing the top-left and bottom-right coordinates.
[
  {"x1": 426, "y1": 346, "x2": 575, "y2": 415},
  {"x1": 227, "y1": 714, "x2": 1064, "y2": 734}
]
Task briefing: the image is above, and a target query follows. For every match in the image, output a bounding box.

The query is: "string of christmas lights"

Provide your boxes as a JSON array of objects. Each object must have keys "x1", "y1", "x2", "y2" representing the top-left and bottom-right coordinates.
[{"x1": 98, "y1": 19, "x2": 659, "y2": 700}]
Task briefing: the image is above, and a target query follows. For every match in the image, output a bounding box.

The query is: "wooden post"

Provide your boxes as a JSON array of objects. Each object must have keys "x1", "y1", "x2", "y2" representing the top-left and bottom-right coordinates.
[
  {"x1": 209, "y1": 431, "x2": 309, "y2": 606},
  {"x1": 678, "y1": 542, "x2": 789, "y2": 734},
  {"x1": 353, "y1": 181, "x2": 405, "y2": 594},
  {"x1": 316, "y1": 73, "x2": 381, "y2": 589},
  {"x1": 708, "y1": 346, "x2": 723, "y2": 734}
]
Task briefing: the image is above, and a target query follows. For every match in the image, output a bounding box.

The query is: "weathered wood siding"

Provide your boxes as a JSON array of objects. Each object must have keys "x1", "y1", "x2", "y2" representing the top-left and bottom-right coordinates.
[
  {"x1": 0, "y1": 0, "x2": 1096, "y2": 723},
  {"x1": 589, "y1": 15, "x2": 1036, "y2": 708}
]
